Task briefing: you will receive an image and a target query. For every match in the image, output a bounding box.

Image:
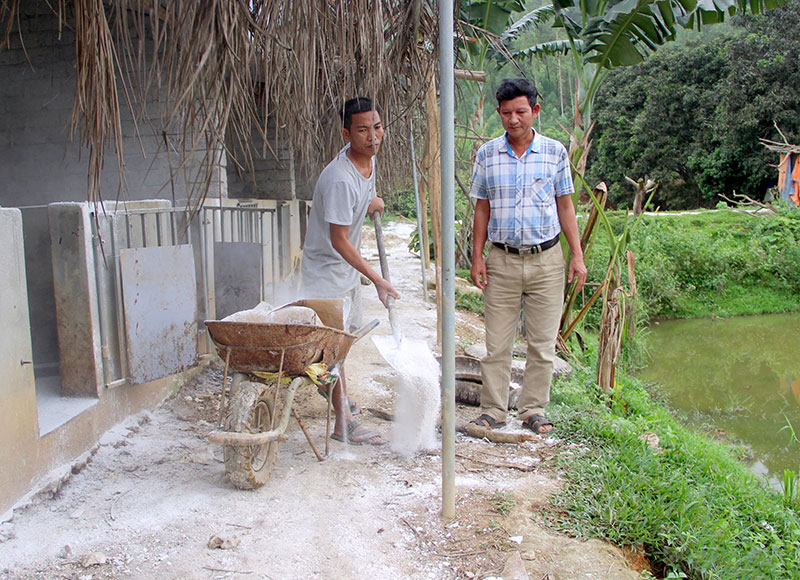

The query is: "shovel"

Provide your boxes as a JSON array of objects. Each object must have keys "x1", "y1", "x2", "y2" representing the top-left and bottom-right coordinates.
[
  {"x1": 370, "y1": 212, "x2": 434, "y2": 372},
  {"x1": 372, "y1": 211, "x2": 402, "y2": 343}
]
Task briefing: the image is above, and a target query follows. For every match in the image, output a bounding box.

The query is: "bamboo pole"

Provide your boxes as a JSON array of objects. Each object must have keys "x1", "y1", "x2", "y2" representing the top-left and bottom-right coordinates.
[
  {"x1": 410, "y1": 117, "x2": 428, "y2": 302},
  {"x1": 423, "y1": 75, "x2": 443, "y2": 344}
]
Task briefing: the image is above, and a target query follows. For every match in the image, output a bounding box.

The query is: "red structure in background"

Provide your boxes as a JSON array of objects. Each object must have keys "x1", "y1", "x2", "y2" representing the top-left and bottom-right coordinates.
[
  {"x1": 778, "y1": 152, "x2": 800, "y2": 207},
  {"x1": 762, "y1": 137, "x2": 800, "y2": 207}
]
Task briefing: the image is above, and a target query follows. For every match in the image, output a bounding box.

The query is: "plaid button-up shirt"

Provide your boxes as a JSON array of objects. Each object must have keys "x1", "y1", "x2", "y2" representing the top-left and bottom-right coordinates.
[{"x1": 470, "y1": 130, "x2": 574, "y2": 247}]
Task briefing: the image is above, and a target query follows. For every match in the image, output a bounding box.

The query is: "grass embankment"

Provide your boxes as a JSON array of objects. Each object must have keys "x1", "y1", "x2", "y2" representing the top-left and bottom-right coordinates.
[
  {"x1": 453, "y1": 208, "x2": 800, "y2": 578},
  {"x1": 584, "y1": 207, "x2": 800, "y2": 321},
  {"x1": 547, "y1": 359, "x2": 800, "y2": 579},
  {"x1": 553, "y1": 209, "x2": 800, "y2": 578}
]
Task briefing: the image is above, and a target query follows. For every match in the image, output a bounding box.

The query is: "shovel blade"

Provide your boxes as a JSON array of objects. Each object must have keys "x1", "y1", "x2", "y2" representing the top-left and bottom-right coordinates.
[{"x1": 371, "y1": 335, "x2": 439, "y2": 375}]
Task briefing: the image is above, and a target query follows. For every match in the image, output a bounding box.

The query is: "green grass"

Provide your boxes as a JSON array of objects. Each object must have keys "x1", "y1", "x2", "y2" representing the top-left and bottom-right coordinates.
[
  {"x1": 678, "y1": 285, "x2": 800, "y2": 319},
  {"x1": 491, "y1": 491, "x2": 516, "y2": 517},
  {"x1": 546, "y1": 359, "x2": 800, "y2": 579},
  {"x1": 580, "y1": 207, "x2": 800, "y2": 322},
  {"x1": 455, "y1": 286, "x2": 484, "y2": 314}
]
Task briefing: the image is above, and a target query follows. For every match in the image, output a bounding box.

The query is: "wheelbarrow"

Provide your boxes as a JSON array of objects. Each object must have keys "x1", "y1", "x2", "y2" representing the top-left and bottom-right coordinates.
[{"x1": 204, "y1": 300, "x2": 378, "y2": 490}]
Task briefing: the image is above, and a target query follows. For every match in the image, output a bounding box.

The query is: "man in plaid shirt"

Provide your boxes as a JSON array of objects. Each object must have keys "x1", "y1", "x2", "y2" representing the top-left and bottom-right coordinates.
[{"x1": 469, "y1": 78, "x2": 587, "y2": 435}]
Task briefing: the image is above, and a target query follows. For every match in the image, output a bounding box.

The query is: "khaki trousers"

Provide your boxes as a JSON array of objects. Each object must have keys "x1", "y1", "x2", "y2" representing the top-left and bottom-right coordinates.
[{"x1": 480, "y1": 242, "x2": 565, "y2": 423}]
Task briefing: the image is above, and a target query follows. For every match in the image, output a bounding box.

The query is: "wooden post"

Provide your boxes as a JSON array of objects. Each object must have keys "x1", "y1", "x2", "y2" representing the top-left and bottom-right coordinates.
[{"x1": 423, "y1": 75, "x2": 443, "y2": 344}]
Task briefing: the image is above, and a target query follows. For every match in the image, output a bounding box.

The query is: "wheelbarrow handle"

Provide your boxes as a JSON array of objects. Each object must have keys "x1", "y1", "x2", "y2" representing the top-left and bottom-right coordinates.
[{"x1": 352, "y1": 318, "x2": 380, "y2": 341}]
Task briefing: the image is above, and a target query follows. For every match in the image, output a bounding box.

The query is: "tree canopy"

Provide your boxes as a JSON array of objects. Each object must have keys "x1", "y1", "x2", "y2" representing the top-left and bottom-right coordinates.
[{"x1": 586, "y1": 1, "x2": 800, "y2": 209}]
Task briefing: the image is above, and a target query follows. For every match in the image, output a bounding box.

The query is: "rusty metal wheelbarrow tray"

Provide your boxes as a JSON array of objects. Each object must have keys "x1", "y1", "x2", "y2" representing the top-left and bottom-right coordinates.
[
  {"x1": 205, "y1": 320, "x2": 358, "y2": 377},
  {"x1": 204, "y1": 318, "x2": 378, "y2": 449}
]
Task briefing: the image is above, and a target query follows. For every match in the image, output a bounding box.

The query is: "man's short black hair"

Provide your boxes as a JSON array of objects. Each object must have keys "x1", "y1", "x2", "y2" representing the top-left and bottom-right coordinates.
[
  {"x1": 340, "y1": 97, "x2": 382, "y2": 130},
  {"x1": 495, "y1": 78, "x2": 538, "y2": 109}
]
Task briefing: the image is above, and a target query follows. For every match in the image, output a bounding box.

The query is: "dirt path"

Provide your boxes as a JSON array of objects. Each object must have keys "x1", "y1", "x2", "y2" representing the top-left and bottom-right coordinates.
[{"x1": 0, "y1": 220, "x2": 642, "y2": 580}]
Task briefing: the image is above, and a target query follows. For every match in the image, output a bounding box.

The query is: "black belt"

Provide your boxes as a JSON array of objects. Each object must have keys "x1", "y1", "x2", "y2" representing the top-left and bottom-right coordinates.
[{"x1": 492, "y1": 235, "x2": 559, "y2": 255}]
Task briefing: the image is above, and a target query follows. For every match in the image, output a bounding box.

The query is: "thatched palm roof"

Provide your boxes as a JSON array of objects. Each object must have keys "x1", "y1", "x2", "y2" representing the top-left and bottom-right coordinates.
[{"x1": 1, "y1": 0, "x2": 438, "y2": 206}]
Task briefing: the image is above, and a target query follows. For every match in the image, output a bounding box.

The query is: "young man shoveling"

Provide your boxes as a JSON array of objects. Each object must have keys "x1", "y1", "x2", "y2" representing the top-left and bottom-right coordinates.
[{"x1": 300, "y1": 97, "x2": 399, "y2": 445}]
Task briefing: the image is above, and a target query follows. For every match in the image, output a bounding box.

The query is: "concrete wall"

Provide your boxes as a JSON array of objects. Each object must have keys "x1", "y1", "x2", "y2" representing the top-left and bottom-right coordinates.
[
  {"x1": 0, "y1": 5, "x2": 220, "y2": 207},
  {"x1": 0, "y1": 202, "x2": 208, "y2": 517},
  {"x1": 0, "y1": 3, "x2": 307, "y2": 517},
  {"x1": 227, "y1": 125, "x2": 297, "y2": 201},
  {"x1": 0, "y1": 209, "x2": 39, "y2": 518},
  {"x1": 0, "y1": 3, "x2": 223, "y2": 371}
]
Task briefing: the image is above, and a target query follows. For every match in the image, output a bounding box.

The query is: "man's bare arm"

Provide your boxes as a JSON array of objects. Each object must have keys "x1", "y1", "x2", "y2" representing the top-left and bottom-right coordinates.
[
  {"x1": 555, "y1": 195, "x2": 587, "y2": 291},
  {"x1": 330, "y1": 223, "x2": 399, "y2": 306},
  {"x1": 470, "y1": 199, "x2": 490, "y2": 290}
]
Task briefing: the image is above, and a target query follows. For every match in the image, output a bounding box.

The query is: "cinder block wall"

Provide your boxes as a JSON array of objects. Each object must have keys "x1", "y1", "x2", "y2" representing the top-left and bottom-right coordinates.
[
  {"x1": 0, "y1": 3, "x2": 225, "y2": 207},
  {"x1": 0, "y1": 2, "x2": 224, "y2": 370},
  {"x1": 227, "y1": 124, "x2": 297, "y2": 201}
]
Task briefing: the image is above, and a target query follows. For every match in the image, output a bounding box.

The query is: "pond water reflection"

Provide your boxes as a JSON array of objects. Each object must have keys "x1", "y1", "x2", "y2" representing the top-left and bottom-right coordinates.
[{"x1": 638, "y1": 313, "x2": 800, "y2": 483}]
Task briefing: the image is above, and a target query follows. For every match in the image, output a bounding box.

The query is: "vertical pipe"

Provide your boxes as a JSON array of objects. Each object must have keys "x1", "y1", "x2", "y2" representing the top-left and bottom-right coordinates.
[
  {"x1": 212, "y1": 207, "x2": 220, "y2": 243},
  {"x1": 410, "y1": 117, "x2": 428, "y2": 303},
  {"x1": 260, "y1": 212, "x2": 269, "y2": 303},
  {"x1": 91, "y1": 213, "x2": 113, "y2": 386},
  {"x1": 198, "y1": 208, "x2": 211, "y2": 325},
  {"x1": 111, "y1": 215, "x2": 129, "y2": 380},
  {"x1": 184, "y1": 209, "x2": 192, "y2": 245},
  {"x1": 271, "y1": 210, "x2": 278, "y2": 298},
  {"x1": 439, "y1": 0, "x2": 456, "y2": 520},
  {"x1": 205, "y1": 208, "x2": 217, "y2": 320},
  {"x1": 170, "y1": 209, "x2": 178, "y2": 245}
]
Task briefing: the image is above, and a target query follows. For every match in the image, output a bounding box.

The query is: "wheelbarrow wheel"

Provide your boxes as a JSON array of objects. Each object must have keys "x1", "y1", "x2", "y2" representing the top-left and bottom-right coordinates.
[{"x1": 223, "y1": 381, "x2": 278, "y2": 489}]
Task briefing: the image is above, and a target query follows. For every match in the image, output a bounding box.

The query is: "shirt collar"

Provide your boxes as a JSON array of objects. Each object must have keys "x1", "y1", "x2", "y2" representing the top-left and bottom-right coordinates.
[{"x1": 501, "y1": 130, "x2": 539, "y2": 157}]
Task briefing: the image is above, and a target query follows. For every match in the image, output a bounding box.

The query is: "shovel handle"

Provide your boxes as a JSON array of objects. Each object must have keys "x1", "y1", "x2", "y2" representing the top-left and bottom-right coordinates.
[
  {"x1": 372, "y1": 211, "x2": 392, "y2": 285},
  {"x1": 372, "y1": 211, "x2": 401, "y2": 341},
  {"x1": 352, "y1": 318, "x2": 380, "y2": 341}
]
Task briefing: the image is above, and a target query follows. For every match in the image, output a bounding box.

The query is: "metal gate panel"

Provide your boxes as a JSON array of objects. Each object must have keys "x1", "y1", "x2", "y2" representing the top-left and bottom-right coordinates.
[
  {"x1": 213, "y1": 241, "x2": 262, "y2": 320},
  {"x1": 120, "y1": 245, "x2": 197, "y2": 384}
]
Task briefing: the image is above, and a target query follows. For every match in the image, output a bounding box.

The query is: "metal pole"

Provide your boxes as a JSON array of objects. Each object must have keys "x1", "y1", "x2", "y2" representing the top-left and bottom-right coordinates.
[
  {"x1": 409, "y1": 117, "x2": 428, "y2": 303},
  {"x1": 439, "y1": 0, "x2": 456, "y2": 520}
]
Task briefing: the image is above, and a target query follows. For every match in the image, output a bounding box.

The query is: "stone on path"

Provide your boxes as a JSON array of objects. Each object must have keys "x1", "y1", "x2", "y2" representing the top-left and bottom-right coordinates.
[
  {"x1": 500, "y1": 551, "x2": 531, "y2": 580},
  {"x1": 463, "y1": 343, "x2": 572, "y2": 379}
]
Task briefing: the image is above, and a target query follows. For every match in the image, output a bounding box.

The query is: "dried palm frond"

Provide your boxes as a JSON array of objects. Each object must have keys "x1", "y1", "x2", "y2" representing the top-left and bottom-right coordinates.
[
  {"x1": 1, "y1": 0, "x2": 439, "y2": 207},
  {"x1": 72, "y1": 0, "x2": 125, "y2": 205}
]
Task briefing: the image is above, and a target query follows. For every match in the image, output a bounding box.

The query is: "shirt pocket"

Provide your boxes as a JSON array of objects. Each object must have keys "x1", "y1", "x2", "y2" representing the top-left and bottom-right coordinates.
[{"x1": 527, "y1": 176, "x2": 553, "y2": 203}]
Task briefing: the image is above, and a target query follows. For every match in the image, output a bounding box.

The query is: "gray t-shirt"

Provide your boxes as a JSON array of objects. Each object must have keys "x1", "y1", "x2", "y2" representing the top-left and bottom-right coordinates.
[{"x1": 301, "y1": 144, "x2": 375, "y2": 298}]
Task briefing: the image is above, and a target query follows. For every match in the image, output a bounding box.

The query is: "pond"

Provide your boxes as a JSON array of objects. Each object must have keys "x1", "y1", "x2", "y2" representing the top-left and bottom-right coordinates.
[{"x1": 638, "y1": 313, "x2": 800, "y2": 485}]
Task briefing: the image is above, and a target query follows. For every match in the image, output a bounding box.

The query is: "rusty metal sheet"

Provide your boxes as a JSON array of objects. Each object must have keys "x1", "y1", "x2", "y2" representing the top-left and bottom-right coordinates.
[{"x1": 120, "y1": 245, "x2": 197, "y2": 384}]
